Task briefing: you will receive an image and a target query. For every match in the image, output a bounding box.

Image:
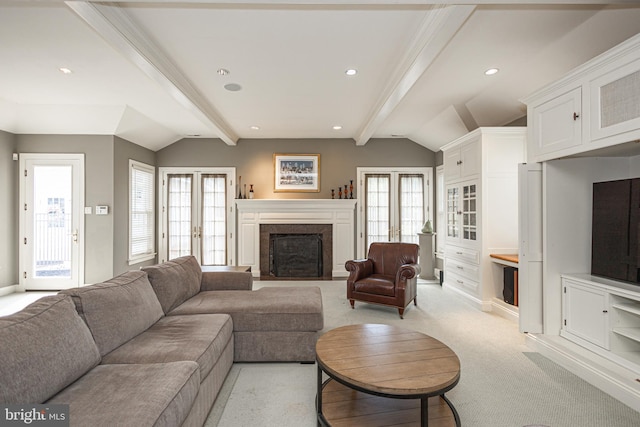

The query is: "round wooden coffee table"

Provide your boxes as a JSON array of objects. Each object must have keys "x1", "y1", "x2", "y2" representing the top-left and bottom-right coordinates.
[{"x1": 316, "y1": 324, "x2": 460, "y2": 427}]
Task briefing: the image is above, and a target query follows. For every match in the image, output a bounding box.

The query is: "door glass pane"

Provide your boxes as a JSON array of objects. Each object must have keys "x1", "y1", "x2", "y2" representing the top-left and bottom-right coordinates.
[
  {"x1": 462, "y1": 183, "x2": 477, "y2": 242},
  {"x1": 201, "y1": 174, "x2": 227, "y2": 265},
  {"x1": 365, "y1": 174, "x2": 390, "y2": 248},
  {"x1": 447, "y1": 187, "x2": 459, "y2": 238},
  {"x1": 399, "y1": 174, "x2": 424, "y2": 244},
  {"x1": 168, "y1": 174, "x2": 193, "y2": 260},
  {"x1": 32, "y1": 166, "x2": 72, "y2": 278}
]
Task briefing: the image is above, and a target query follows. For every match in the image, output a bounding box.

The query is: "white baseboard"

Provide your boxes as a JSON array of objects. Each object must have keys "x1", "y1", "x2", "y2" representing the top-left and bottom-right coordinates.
[
  {"x1": 0, "y1": 285, "x2": 18, "y2": 297},
  {"x1": 491, "y1": 298, "x2": 519, "y2": 323},
  {"x1": 526, "y1": 333, "x2": 640, "y2": 412},
  {"x1": 442, "y1": 282, "x2": 485, "y2": 310}
]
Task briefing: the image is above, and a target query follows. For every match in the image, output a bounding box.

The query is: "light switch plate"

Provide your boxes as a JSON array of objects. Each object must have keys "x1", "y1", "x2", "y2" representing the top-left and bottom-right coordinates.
[{"x1": 84, "y1": 207, "x2": 92, "y2": 215}]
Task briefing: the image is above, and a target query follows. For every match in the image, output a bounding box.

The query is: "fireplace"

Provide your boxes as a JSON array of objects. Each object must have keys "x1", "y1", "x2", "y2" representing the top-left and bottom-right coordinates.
[{"x1": 260, "y1": 224, "x2": 332, "y2": 280}]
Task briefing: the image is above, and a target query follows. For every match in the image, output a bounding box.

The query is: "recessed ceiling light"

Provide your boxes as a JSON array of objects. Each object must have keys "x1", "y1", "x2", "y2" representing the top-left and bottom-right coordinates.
[
  {"x1": 58, "y1": 67, "x2": 73, "y2": 74},
  {"x1": 484, "y1": 68, "x2": 499, "y2": 76},
  {"x1": 250, "y1": 125, "x2": 260, "y2": 130},
  {"x1": 217, "y1": 68, "x2": 230, "y2": 76},
  {"x1": 332, "y1": 125, "x2": 343, "y2": 130},
  {"x1": 345, "y1": 69, "x2": 357, "y2": 76},
  {"x1": 224, "y1": 83, "x2": 242, "y2": 92}
]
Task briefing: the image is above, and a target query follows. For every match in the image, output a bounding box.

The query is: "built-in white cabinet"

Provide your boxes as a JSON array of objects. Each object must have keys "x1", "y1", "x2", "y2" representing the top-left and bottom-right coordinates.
[
  {"x1": 443, "y1": 139, "x2": 479, "y2": 183},
  {"x1": 561, "y1": 275, "x2": 640, "y2": 371},
  {"x1": 561, "y1": 276, "x2": 610, "y2": 350},
  {"x1": 524, "y1": 33, "x2": 640, "y2": 163},
  {"x1": 590, "y1": 57, "x2": 640, "y2": 143},
  {"x1": 529, "y1": 87, "x2": 582, "y2": 160},
  {"x1": 441, "y1": 127, "x2": 525, "y2": 309}
]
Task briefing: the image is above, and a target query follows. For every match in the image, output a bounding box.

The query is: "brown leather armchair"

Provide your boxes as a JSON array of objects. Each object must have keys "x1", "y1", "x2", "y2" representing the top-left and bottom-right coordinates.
[{"x1": 345, "y1": 242, "x2": 421, "y2": 319}]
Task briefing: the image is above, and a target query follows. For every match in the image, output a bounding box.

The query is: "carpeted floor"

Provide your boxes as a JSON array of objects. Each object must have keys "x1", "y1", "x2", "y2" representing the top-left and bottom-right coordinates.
[{"x1": 206, "y1": 279, "x2": 640, "y2": 427}]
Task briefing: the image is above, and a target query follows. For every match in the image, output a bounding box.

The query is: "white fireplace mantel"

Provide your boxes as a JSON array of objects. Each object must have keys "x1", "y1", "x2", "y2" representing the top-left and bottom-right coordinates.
[{"x1": 236, "y1": 199, "x2": 357, "y2": 278}]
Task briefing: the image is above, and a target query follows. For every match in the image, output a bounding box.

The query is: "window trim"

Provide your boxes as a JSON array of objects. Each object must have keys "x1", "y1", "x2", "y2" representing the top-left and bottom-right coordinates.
[{"x1": 128, "y1": 159, "x2": 156, "y2": 265}]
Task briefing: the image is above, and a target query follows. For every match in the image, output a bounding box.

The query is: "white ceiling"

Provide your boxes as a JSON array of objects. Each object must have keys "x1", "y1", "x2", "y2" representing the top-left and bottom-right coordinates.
[{"x1": 1, "y1": 1, "x2": 640, "y2": 152}]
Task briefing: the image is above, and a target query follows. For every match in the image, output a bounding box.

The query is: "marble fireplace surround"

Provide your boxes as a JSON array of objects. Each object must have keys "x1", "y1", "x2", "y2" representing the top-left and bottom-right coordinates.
[{"x1": 236, "y1": 199, "x2": 356, "y2": 278}]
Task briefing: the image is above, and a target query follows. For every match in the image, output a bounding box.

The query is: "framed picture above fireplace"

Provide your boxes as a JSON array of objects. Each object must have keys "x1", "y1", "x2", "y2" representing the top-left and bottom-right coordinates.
[{"x1": 273, "y1": 153, "x2": 320, "y2": 192}]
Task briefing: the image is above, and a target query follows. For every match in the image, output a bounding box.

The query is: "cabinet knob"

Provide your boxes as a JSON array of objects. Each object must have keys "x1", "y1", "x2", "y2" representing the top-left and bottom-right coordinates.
[{"x1": 573, "y1": 112, "x2": 580, "y2": 121}]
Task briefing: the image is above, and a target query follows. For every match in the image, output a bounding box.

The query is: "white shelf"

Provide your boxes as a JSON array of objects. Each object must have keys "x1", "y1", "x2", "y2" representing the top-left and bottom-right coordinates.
[
  {"x1": 613, "y1": 302, "x2": 640, "y2": 317},
  {"x1": 613, "y1": 327, "x2": 640, "y2": 343}
]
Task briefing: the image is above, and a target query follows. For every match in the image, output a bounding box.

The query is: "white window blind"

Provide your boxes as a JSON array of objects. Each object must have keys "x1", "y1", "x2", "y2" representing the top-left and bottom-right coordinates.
[{"x1": 129, "y1": 160, "x2": 155, "y2": 264}]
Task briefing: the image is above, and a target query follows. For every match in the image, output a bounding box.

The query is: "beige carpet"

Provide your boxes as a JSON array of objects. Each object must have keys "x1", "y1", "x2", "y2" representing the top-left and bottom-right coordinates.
[{"x1": 206, "y1": 280, "x2": 640, "y2": 427}]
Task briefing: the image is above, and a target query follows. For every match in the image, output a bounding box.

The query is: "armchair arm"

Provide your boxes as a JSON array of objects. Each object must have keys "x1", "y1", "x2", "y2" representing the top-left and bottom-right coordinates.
[
  {"x1": 395, "y1": 263, "x2": 420, "y2": 286},
  {"x1": 345, "y1": 259, "x2": 374, "y2": 283},
  {"x1": 200, "y1": 271, "x2": 253, "y2": 291}
]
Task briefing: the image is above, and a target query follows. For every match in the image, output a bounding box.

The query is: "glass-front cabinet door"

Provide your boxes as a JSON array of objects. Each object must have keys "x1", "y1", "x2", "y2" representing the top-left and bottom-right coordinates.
[
  {"x1": 461, "y1": 183, "x2": 477, "y2": 242},
  {"x1": 446, "y1": 185, "x2": 459, "y2": 240},
  {"x1": 446, "y1": 180, "x2": 478, "y2": 246}
]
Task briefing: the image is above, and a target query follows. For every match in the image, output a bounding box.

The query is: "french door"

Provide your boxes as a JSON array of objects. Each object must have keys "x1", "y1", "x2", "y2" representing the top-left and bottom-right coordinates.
[
  {"x1": 158, "y1": 168, "x2": 236, "y2": 265},
  {"x1": 19, "y1": 154, "x2": 84, "y2": 290},
  {"x1": 356, "y1": 167, "x2": 432, "y2": 258}
]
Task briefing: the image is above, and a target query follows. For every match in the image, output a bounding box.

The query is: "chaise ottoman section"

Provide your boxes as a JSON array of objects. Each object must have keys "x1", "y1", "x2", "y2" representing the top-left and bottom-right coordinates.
[
  {"x1": 169, "y1": 287, "x2": 324, "y2": 362},
  {"x1": 47, "y1": 361, "x2": 200, "y2": 427}
]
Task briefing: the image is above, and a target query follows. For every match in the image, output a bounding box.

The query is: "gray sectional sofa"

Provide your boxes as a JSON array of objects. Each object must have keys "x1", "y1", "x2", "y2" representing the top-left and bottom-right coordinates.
[{"x1": 0, "y1": 256, "x2": 324, "y2": 426}]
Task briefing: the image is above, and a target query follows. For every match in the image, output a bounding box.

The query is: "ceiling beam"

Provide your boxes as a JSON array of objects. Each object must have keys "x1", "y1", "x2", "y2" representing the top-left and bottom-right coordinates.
[
  {"x1": 65, "y1": 1, "x2": 239, "y2": 145},
  {"x1": 355, "y1": 4, "x2": 475, "y2": 145}
]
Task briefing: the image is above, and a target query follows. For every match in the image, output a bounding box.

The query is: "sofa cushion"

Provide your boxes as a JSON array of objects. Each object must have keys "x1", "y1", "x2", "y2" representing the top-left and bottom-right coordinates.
[
  {"x1": 101, "y1": 313, "x2": 233, "y2": 381},
  {"x1": 47, "y1": 361, "x2": 199, "y2": 427},
  {"x1": 169, "y1": 286, "x2": 324, "y2": 332},
  {"x1": 142, "y1": 256, "x2": 202, "y2": 314},
  {"x1": 60, "y1": 270, "x2": 164, "y2": 357},
  {"x1": 0, "y1": 295, "x2": 101, "y2": 404}
]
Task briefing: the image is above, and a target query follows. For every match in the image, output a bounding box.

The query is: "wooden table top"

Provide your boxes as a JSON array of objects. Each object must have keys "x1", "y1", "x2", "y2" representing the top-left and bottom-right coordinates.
[
  {"x1": 316, "y1": 324, "x2": 460, "y2": 397},
  {"x1": 489, "y1": 254, "x2": 518, "y2": 264}
]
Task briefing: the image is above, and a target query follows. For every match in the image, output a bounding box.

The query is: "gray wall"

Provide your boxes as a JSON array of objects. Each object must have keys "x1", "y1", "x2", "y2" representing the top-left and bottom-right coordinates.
[
  {"x1": 157, "y1": 138, "x2": 436, "y2": 199},
  {"x1": 0, "y1": 131, "x2": 17, "y2": 289},
  {"x1": 113, "y1": 137, "x2": 156, "y2": 275},
  {"x1": 2, "y1": 133, "x2": 433, "y2": 287}
]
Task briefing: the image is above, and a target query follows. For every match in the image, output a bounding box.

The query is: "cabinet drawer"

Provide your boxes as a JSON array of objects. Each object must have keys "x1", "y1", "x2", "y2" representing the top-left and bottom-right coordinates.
[
  {"x1": 445, "y1": 270, "x2": 479, "y2": 294},
  {"x1": 445, "y1": 258, "x2": 479, "y2": 282},
  {"x1": 445, "y1": 245, "x2": 479, "y2": 264}
]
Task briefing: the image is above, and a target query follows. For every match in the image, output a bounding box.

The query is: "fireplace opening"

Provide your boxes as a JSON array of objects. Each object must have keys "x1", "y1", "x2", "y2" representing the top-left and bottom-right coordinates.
[
  {"x1": 270, "y1": 234, "x2": 322, "y2": 278},
  {"x1": 260, "y1": 223, "x2": 332, "y2": 280}
]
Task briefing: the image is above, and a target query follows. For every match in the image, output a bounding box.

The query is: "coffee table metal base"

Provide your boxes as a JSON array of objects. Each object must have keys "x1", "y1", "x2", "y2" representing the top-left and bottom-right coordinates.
[{"x1": 317, "y1": 375, "x2": 460, "y2": 427}]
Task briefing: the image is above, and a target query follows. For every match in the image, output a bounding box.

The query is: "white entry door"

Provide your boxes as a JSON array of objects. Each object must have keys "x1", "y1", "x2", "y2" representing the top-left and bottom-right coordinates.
[
  {"x1": 20, "y1": 154, "x2": 84, "y2": 290},
  {"x1": 356, "y1": 167, "x2": 432, "y2": 258},
  {"x1": 158, "y1": 168, "x2": 236, "y2": 265}
]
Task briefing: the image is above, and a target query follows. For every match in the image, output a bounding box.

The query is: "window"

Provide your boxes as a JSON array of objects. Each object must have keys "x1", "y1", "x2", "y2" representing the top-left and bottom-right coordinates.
[{"x1": 129, "y1": 160, "x2": 155, "y2": 264}]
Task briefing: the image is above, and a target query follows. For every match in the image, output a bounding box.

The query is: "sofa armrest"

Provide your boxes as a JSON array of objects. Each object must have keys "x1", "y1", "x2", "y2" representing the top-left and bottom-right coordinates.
[{"x1": 200, "y1": 271, "x2": 253, "y2": 291}]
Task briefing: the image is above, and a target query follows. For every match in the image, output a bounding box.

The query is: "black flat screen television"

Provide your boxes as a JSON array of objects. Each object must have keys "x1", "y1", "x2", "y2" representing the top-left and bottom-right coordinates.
[{"x1": 591, "y1": 178, "x2": 640, "y2": 284}]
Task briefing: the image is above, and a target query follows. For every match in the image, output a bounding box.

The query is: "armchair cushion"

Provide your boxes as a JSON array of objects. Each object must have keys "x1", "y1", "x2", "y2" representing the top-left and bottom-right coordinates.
[{"x1": 353, "y1": 275, "x2": 395, "y2": 296}]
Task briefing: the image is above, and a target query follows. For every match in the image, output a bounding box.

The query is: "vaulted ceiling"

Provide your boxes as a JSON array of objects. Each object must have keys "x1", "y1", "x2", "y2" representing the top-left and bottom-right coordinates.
[{"x1": 1, "y1": 1, "x2": 640, "y2": 152}]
